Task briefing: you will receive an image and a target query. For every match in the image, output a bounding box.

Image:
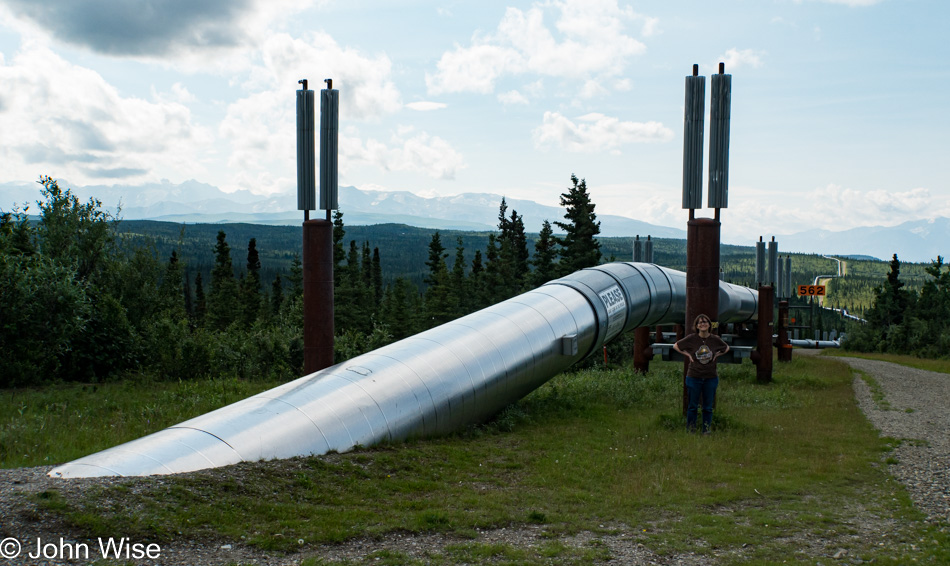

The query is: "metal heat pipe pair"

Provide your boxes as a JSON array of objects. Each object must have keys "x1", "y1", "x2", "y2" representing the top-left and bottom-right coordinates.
[{"x1": 49, "y1": 262, "x2": 758, "y2": 479}]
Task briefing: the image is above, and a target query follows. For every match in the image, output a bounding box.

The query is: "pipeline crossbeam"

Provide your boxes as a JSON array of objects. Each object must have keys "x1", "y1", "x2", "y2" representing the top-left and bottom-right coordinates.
[
  {"x1": 788, "y1": 339, "x2": 841, "y2": 349},
  {"x1": 49, "y1": 263, "x2": 758, "y2": 479}
]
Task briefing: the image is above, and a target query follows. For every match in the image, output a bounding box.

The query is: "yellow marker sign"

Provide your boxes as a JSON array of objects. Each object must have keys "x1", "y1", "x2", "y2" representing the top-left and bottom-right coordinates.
[{"x1": 797, "y1": 285, "x2": 826, "y2": 297}]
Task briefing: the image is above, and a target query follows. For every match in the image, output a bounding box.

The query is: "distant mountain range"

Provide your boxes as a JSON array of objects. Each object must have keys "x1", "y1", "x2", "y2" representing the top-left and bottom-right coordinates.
[
  {"x1": 777, "y1": 218, "x2": 949, "y2": 264},
  {"x1": 2, "y1": 179, "x2": 947, "y2": 263},
  {"x1": 0, "y1": 179, "x2": 685, "y2": 239}
]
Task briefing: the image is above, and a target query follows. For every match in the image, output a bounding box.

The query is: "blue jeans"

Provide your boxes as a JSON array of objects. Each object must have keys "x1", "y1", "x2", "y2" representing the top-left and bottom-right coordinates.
[{"x1": 686, "y1": 376, "x2": 719, "y2": 433}]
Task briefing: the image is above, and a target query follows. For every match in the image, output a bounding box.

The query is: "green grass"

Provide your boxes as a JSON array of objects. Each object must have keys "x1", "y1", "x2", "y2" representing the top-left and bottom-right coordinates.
[
  {"x1": 854, "y1": 369, "x2": 892, "y2": 410},
  {"x1": 8, "y1": 357, "x2": 950, "y2": 564},
  {"x1": 0, "y1": 376, "x2": 284, "y2": 468}
]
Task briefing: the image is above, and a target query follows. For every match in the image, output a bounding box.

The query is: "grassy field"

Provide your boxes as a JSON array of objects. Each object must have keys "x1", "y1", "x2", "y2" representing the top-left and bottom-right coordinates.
[
  {"x1": 0, "y1": 376, "x2": 285, "y2": 468},
  {"x1": 6, "y1": 355, "x2": 949, "y2": 565}
]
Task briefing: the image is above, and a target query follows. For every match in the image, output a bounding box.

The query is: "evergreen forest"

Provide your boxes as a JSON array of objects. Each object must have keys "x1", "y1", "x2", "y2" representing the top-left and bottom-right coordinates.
[{"x1": 2, "y1": 175, "x2": 948, "y2": 388}]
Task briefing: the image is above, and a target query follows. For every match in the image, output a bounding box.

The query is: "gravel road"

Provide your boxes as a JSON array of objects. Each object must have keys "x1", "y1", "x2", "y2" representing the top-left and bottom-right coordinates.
[{"x1": 834, "y1": 354, "x2": 950, "y2": 526}]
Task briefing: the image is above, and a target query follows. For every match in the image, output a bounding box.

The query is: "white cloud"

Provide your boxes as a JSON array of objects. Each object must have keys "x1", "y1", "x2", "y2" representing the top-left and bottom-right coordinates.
[
  {"x1": 578, "y1": 79, "x2": 609, "y2": 99},
  {"x1": 725, "y1": 184, "x2": 950, "y2": 242},
  {"x1": 0, "y1": 43, "x2": 213, "y2": 185},
  {"x1": 613, "y1": 78, "x2": 633, "y2": 91},
  {"x1": 533, "y1": 111, "x2": 674, "y2": 152},
  {"x1": 498, "y1": 90, "x2": 529, "y2": 105},
  {"x1": 426, "y1": 43, "x2": 521, "y2": 95},
  {"x1": 426, "y1": 0, "x2": 649, "y2": 96},
  {"x1": 248, "y1": 32, "x2": 402, "y2": 120},
  {"x1": 343, "y1": 128, "x2": 466, "y2": 180},
  {"x1": 170, "y1": 82, "x2": 196, "y2": 104},
  {"x1": 639, "y1": 16, "x2": 660, "y2": 37},
  {"x1": 716, "y1": 48, "x2": 765, "y2": 72},
  {"x1": 218, "y1": 89, "x2": 293, "y2": 194},
  {"x1": 216, "y1": 31, "x2": 407, "y2": 194},
  {"x1": 524, "y1": 80, "x2": 546, "y2": 98},
  {"x1": 406, "y1": 101, "x2": 447, "y2": 111},
  {"x1": 151, "y1": 82, "x2": 196, "y2": 104},
  {"x1": 806, "y1": 185, "x2": 940, "y2": 226},
  {"x1": 590, "y1": 182, "x2": 681, "y2": 228}
]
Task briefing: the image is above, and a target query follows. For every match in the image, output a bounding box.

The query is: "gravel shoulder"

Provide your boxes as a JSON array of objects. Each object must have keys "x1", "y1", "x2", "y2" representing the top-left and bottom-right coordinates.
[
  {"x1": 1, "y1": 353, "x2": 947, "y2": 565},
  {"x1": 832, "y1": 354, "x2": 950, "y2": 526}
]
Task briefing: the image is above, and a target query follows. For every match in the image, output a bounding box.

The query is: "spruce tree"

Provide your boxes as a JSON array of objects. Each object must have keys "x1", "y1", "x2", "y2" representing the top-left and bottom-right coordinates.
[
  {"x1": 372, "y1": 247, "x2": 383, "y2": 312},
  {"x1": 451, "y1": 236, "x2": 469, "y2": 316},
  {"x1": 361, "y1": 241, "x2": 373, "y2": 308},
  {"x1": 288, "y1": 254, "x2": 303, "y2": 301},
  {"x1": 271, "y1": 273, "x2": 284, "y2": 316},
  {"x1": 424, "y1": 232, "x2": 446, "y2": 286},
  {"x1": 471, "y1": 249, "x2": 484, "y2": 278},
  {"x1": 380, "y1": 277, "x2": 418, "y2": 340},
  {"x1": 531, "y1": 220, "x2": 559, "y2": 286},
  {"x1": 508, "y1": 209, "x2": 530, "y2": 287},
  {"x1": 158, "y1": 249, "x2": 186, "y2": 318},
  {"x1": 207, "y1": 230, "x2": 239, "y2": 330},
  {"x1": 183, "y1": 271, "x2": 194, "y2": 319},
  {"x1": 423, "y1": 232, "x2": 454, "y2": 326},
  {"x1": 554, "y1": 174, "x2": 601, "y2": 276},
  {"x1": 492, "y1": 198, "x2": 529, "y2": 297},
  {"x1": 241, "y1": 238, "x2": 262, "y2": 324},
  {"x1": 481, "y1": 233, "x2": 504, "y2": 306},
  {"x1": 0, "y1": 210, "x2": 35, "y2": 256},
  {"x1": 869, "y1": 254, "x2": 910, "y2": 329},
  {"x1": 336, "y1": 240, "x2": 369, "y2": 333},
  {"x1": 915, "y1": 256, "x2": 950, "y2": 354},
  {"x1": 194, "y1": 271, "x2": 206, "y2": 324},
  {"x1": 495, "y1": 199, "x2": 530, "y2": 294},
  {"x1": 332, "y1": 210, "x2": 346, "y2": 286},
  {"x1": 469, "y1": 249, "x2": 485, "y2": 309}
]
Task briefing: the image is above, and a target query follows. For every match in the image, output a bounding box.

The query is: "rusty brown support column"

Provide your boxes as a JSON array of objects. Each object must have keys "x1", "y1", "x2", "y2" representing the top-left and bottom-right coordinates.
[
  {"x1": 673, "y1": 323, "x2": 686, "y2": 414},
  {"x1": 777, "y1": 300, "x2": 792, "y2": 362},
  {"x1": 633, "y1": 326, "x2": 652, "y2": 374},
  {"x1": 683, "y1": 217, "x2": 721, "y2": 414},
  {"x1": 303, "y1": 219, "x2": 334, "y2": 374},
  {"x1": 755, "y1": 285, "x2": 774, "y2": 382}
]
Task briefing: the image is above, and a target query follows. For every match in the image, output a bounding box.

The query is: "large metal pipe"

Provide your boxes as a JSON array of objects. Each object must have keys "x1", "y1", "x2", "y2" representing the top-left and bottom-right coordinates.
[{"x1": 49, "y1": 263, "x2": 758, "y2": 479}]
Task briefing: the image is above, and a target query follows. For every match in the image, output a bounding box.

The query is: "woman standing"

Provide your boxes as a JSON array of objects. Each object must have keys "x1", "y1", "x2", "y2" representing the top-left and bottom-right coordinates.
[{"x1": 673, "y1": 314, "x2": 730, "y2": 434}]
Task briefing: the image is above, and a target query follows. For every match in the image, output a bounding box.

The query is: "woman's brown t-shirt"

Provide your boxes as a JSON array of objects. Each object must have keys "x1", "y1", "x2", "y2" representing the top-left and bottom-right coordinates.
[{"x1": 675, "y1": 333, "x2": 728, "y2": 379}]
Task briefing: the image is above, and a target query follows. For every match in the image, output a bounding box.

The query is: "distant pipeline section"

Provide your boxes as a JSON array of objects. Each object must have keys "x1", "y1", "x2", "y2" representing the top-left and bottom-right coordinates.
[{"x1": 49, "y1": 262, "x2": 758, "y2": 479}]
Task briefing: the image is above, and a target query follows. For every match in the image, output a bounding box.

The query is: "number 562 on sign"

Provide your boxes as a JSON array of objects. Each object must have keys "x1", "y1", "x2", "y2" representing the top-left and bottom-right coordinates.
[{"x1": 797, "y1": 285, "x2": 826, "y2": 296}]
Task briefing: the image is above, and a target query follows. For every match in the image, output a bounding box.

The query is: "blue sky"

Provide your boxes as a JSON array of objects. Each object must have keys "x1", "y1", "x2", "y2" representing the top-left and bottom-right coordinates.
[{"x1": 0, "y1": 0, "x2": 947, "y2": 245}]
